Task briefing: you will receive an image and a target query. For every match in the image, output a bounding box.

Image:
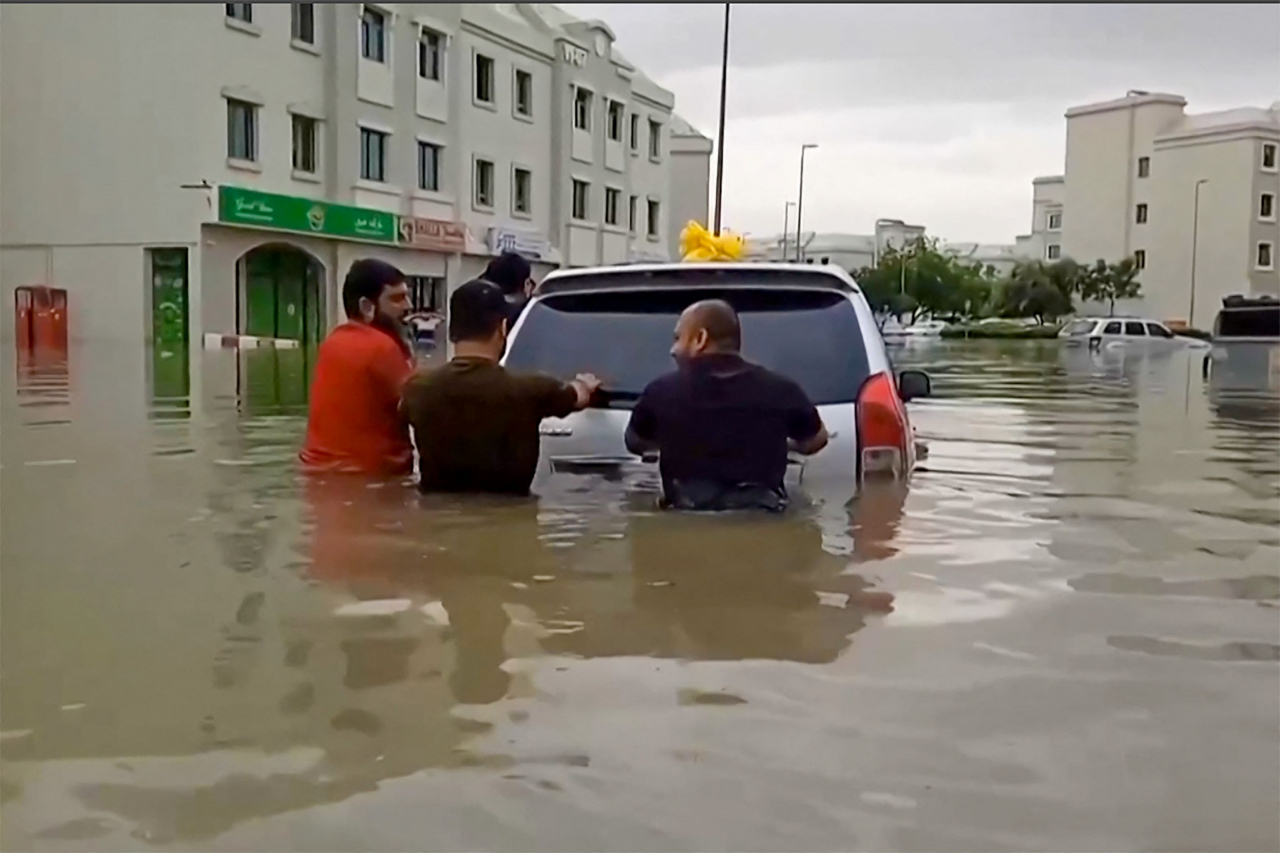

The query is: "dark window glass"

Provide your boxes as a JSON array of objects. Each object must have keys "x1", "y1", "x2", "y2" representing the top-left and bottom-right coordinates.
[
  {"x1": 291, "y1": 3, "x2": 314, "y2": 43},
  {"x1": 505, "y1": 287, "x2": 871, "y2": 406},
  {"x1": 419, "y1": 30, "x2": 442, "y2": 80},
  {"x1": 360, "y1": 128, "x2": 386, "y2": 182},
  {"x1": 226, "y1": 4, "x2": 252, "y2": 23},
  {"x1": 227, "y1": 99, "x2": 256, "y2": 161},
  {"x1": 1215, "y1": 306, "x2": 1280, "y2": 339},
  {"x1": 417, "y1": 141, "x2": 440, "y2": 191},
  {"x1": 1103, "y1": 321, "x2": 1122, "y2": 335},
  {"x1": 1124, "y1": 321, "x2": 1146, "y2": 336},
  {"x1": 360, "y1": 7, "x2": 385, "y2": 62},
  {"x1": 292, "y1": 115, "x2": 317, "y2": 172},
  {"x1": 1145, "y1": 323, "x2": 1174, "y2": 339}
]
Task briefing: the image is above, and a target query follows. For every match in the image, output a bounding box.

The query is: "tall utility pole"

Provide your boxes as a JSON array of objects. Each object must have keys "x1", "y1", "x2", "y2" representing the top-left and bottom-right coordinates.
[
  {"x1": 1189, "y1": 178, "x2": 1208, "y2": 327},
  {"x1": 794, "y1": 143, "x2": 817, "y2": 262},
  {"x1": 711, "y1": 3, "x2": 730, "y2": 235},
  {"x1": 781, "y1": 201, "x2": 795, "y2": 260}
]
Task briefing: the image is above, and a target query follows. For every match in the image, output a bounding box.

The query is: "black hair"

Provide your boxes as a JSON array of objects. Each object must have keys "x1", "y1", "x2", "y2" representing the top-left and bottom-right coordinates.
[
  {"x1": 449, "y1": 279, "x2": 510, "y2": 343},
  {"x1": 342, "y1": 258, "x2": 405, "y2": 319},
  {"x1": 483, "y1": 252, "x2": 533, "y2": 296}
]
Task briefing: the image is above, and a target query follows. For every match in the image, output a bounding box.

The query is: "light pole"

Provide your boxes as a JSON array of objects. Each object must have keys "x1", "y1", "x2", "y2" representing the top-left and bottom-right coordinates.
[
  {"x1": 781, "y1": 201, "x2": 795, "y2": 261},
  {"x1": 1189, "y1": 178, "x2": 1208, "y2": 328},
  {"x1": 794, "y1": 143, "x2": 818, "y2": 262},
  {"x1": 712, "y1": 3, "x2": 730, "y2": 235}
]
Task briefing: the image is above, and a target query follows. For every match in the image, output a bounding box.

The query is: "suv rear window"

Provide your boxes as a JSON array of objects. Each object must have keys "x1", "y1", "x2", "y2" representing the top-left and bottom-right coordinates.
[
  {"x1": 1215, "y1": 306, "x2": 1280, "y2": 339},
  {"x1": 505, "y1": 287, "x2": 871, "y2": 406}
]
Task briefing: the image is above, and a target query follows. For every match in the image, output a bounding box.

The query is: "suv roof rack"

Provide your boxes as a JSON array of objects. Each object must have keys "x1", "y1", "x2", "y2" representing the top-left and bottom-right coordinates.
[
  {"x1": 1222, "y1": 294, "x2": 1279, "y2": 309},
  {"x1": 536, "y1": 263, "x2": 859, "y2": 297}
]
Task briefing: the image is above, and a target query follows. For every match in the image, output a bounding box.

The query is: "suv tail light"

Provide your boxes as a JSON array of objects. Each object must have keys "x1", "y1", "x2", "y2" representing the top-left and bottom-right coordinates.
[{"x1": 857, "y1": 372, "x2": 909, "y2": 480}]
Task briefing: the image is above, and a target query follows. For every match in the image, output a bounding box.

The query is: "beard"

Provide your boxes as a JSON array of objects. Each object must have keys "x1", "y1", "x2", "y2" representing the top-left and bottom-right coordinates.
[{"x1": 371, "y1": 310, "x2": 406, "y2": 338}]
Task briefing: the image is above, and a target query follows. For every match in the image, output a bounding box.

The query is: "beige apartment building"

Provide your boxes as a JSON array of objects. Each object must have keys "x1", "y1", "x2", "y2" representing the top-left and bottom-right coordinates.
[
  {"x1": 1019, "y1": 91, "x2": 1279, "y2": 327},
  {"x1": 0, "y1": 3, "x2": 710, "y2": 348}
]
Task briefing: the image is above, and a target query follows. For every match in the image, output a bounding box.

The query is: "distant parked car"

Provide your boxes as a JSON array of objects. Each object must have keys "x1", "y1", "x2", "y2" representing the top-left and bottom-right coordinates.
[{"x1": 1060, "y1": 316, "x2": 1207, "y2": 350}]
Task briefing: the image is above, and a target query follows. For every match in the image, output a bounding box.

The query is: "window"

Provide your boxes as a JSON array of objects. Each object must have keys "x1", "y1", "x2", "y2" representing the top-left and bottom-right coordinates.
[
  {"x1": 1146, "y1": 322, "x2": 1175, "y2": 339},
  {"x1": 607, "y1": 100, "x2": 624, "y2": 142},
  {"x1": 1258, "y1": 242, "x2": 1274, "y2": 270},
  {"x1": 407, "y1": 275, "x2": 445, "y2": 313},
  {"x1": 418, "y1": 29, "x2": 442, "y2": 81},
  {"x1": 1046, "y1": 243, "x2": 1061, "y2": 260},
  {"x1": 1263, "y1": 143, "x2": 1278, "y2": 171},
  {"x1": 1135, "y1": 203, "x2": 1148, "y2": 224},
  {"x1": 291, "y1": 115, "x2": 317, "y2": 173},
  {"x1": 629, "y1": 114, "x2": 639, "y2": 150},
  {"x1": 1133, "y1": 249, "x2": 1146, "y2": 269},
  {"x1": 1124, "y1": 321, "x2": 1147, "y2": 337},
  {"x1": 648, "y1": 120, "x2": 662, "y2": 159},
  {"x1": 513, "y1": 167, "x2": 531, "y2": 215},
  {"x1": 226, "y1": 99, "x2": 257, "y2": 161},
  {"x1": 1047, "y1": 211, "x2": 1062, "y2": 231},
  {"x1": 604, "y1": 187, "x2": 620, "y2": 226},
  {"x1": 571, "y1": 179, "x2": 590, "y2": 220},
  {"x1": 647, "y1": 199, "x2": 660, "y2": 238},
  {"x1": 628, "y1": 194, "x2": 637, "y2": 232},
  {"x1": 360, "y1": 127, "x2": 387, "y2": 182},
  {"x1": 417, "y1": 141, "x2": 440, "y2": 191},
  {"x1": 291, "y1": 3, "x2": 314, "y2": 43},
  {"x1": 1261, "y1": 193, "x2": 1275, "y2": 220},
  {"x1": 360, "y1": 6, "x2": 386, "y2": 62},
  {"x1": 514, "y1": 69, "x2": 533, "y2": 117},
  {"x1": 1102, "y1": 321, "x2": 1122, "y2": 335},
  {"x1": 474, "y1": 158, "x2": 494, "y2": 208},
  {"x1": 573, "y1": 87, "x2": 592, "y2": 131},
  {"x1": 226, "y1": 3, "x2": 252, "y2": 23},
  {"x1": 1137, "y1": 156, "x2": 1149, "y2": 178},
  {"x1": 474, "y1": 54, "x2": 495, "y2": 104}
]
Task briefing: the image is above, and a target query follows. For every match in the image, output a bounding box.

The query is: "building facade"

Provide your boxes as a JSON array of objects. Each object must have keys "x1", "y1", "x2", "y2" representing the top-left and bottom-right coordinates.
[
  {"x1": 1015, "y1": 91, "x2": 1279, "y2": 326},
  {"x1": 667, "y1": 115, "x2": 714, "y2": 255},
  {"x1": 0, "y1": 3, "x2": 709, "y2": 347}
]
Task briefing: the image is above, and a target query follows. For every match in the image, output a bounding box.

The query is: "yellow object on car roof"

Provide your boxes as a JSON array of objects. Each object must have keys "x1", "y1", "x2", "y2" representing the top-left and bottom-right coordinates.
[{"x1": 680, "y1": 221, "x2": 745, "y2": 262}]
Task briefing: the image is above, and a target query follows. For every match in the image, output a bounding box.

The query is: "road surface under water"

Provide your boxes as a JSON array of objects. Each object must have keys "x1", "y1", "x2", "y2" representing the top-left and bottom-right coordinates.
[{"x1": 1, "y1": 339, "x2": 1277, "y2": 852}]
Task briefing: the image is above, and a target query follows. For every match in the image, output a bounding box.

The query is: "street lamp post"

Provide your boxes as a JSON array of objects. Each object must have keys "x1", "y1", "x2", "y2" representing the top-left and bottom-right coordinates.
[
  {"x1": 1189, "y1": 178, "x2": 1208, "y2": 328},
  {"x1": 781, "y1": 201, "x2": 795, "y2": 261},
  {"x1": 712, "y1": 3, "x2": 730, "y2": 235},
  {"x1": 794, "y1": 143, "x2": 818, "y2": 262}
]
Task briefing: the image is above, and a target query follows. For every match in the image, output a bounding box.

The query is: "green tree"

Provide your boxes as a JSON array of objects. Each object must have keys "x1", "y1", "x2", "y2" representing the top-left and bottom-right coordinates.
[
  {"x1": 1081, "y1": 257, "x2": 1143, "y2": 315},
  {"x1": 855, "y1": 238, "x2": 996, "y2": 325}
]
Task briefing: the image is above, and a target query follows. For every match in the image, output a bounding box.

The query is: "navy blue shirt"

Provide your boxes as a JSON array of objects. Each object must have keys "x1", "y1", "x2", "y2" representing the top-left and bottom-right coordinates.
[{"x1": 626, "y1": 354, "x2": 823, "y2": 497}]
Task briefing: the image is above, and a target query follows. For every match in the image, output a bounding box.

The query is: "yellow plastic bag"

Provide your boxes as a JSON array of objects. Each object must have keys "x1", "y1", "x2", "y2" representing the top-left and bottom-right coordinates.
[{"x1": 680, "y1": 221, "x2": 744, "y2": 262}]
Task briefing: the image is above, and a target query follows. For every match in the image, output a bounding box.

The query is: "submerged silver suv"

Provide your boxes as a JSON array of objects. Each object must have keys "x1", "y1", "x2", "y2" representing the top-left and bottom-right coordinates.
[{"x1": 502, "y1": 263, "x2": 930, "y2": 507}]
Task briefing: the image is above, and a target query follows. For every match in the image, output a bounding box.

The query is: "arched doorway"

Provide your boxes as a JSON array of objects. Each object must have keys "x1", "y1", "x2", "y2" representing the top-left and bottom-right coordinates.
[{"x1": 240, "y1": 244, "x2": 325, "y2": 343}]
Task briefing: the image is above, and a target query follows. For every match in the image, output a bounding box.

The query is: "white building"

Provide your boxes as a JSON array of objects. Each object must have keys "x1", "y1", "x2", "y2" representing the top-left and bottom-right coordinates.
[
  {"x1": 1016, "y1": 91, "x2": 1280, "y2": 327},
  {"x1": 0, "y1": 3, "x2": 710, "y2": 346},
  {"x1": 667, "y1": 115, "x2": 714, "y2": 255}
]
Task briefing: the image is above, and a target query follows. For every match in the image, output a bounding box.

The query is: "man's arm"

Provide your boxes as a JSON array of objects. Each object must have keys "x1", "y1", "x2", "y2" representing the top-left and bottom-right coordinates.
[
  {"x1": 784, "y1": 381, "x2": 828, "y2": 456},
  {"x1": 528, "y1": 372, "x2": 601, "y2": 420},
  {"x1": 789, "y1": 423, "x2": 829, "y2": 456},
  {"x1": 624, "y1": 387, "x2": 660, "y2": 457}
]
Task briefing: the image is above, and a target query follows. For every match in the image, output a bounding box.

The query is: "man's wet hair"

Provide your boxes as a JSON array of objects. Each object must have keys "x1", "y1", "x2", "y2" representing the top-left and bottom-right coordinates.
[
  {"x1": 342, "y1": 258, "x2": 405, "y2": 319},
  {"x1": 483, "y1": 252, "x2": 532, "y2": 296},
  {"x1": 687, "y1": 299, "x2": 742, "y2": 352},
  {"x1": 449, "y1": 279, "x2": 510, "y2": 342}
]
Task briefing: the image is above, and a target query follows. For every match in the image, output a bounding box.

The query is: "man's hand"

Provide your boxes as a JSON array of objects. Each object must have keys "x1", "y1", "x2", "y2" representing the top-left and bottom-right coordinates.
[
  {"x1": 789, "y1": 423, "x2": 830, "y2": 456},
  {"x1": 571, "y1": 373, "x2": 603, "y2": 409}
]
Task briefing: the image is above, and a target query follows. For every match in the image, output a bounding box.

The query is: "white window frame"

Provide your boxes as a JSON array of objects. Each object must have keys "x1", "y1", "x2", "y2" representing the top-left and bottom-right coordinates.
[
  {"x1": 1046, "y1": 243, "x2": 1061, "y2": 261},
  {"x1": 418, "y1": 27, "x2": 444, "y2": 82},
  {"x1": 416, "y1": 139, "x2": 442, "y2": 192},
  {"x1": 359, "y1": 125, "x2": 389, "y2": 183},
  {"x1": 646, "y1": 197, "x2": 660, "y2": 240},
  {"x1": 573, "y1": 86, "x2": 593, "y2": 132},
  {"x1": 648, "y1": 119, "x2": 662, "y2": 161},
  {"x1": 1260, "y1": 192, "x2": 1276, "y2": 222},
  {"x1": 473, "y1": 156, "x2": 495, "y2": 211},
  {"x1": 473, "y1": 51, "x2": 496, "y2": 108},
  {"x1": 225, "y1": 98, "x2": 258, "y2": 164},
  {"x1": 511, "y1": 165, "x2": 532, "y2": 218},
  {"x1": 606, "y1": 99, "x2": 625, "y2": 143},
  {"x1": 1257, "y1": 241, "x2": 1275, "y2": 271},
  {"x1": 604, "y1": 186, "x2": 621, "y2": 227},
  {"x1": 1047, "y1": 210, "x2": 1062, "y2": 231},
  {"x1": 571, "y1": 178, "x2": 590, "y2": 222},
  {"x1": 360, "y1": 5, "x2": 389, "y2": 64},
  {"x1": 1133, "y1": 249, "x2": 1146, "y2": 270},
  {"x1": 291, "y1": 113, "x2": 319, "y2": 176},
  {"x1": 513, "y1": 67, "x2": 534, "y2": 120},
  {"x1": 1262, "y1": 143, "x2": 1278, "y2": 173}
]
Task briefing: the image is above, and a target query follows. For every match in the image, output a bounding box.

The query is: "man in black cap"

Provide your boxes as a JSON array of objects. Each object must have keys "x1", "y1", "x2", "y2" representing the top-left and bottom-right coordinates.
[{"x1": 402, "y1": 280, "x2": 601, "y2": 496}]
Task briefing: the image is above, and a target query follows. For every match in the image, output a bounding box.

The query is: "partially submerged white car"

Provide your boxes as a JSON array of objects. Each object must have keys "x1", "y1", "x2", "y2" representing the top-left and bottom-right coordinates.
[
  {"x1": 1059, "y1": 316, "x2": 1208, "y2": 350},
  {"x1": 502, "y1": 263, "x2": 932, "y2": 507}
]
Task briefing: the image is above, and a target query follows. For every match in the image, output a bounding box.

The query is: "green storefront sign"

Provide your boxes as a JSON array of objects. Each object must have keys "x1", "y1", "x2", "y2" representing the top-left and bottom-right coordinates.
[{"x1": 218, "y1": 186, "x2": 397, "y2": 243}]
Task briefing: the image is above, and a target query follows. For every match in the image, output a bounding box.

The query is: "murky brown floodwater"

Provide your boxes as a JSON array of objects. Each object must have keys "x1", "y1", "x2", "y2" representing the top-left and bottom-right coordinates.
[{"x1": 2, "y1": 339, "x2": 1278, "y2": 852}]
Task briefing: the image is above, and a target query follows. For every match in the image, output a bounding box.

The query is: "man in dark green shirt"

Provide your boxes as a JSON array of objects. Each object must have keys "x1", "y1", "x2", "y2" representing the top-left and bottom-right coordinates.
[{"x1": 403, "y1": 280, "x2": 601, "y2": 495}]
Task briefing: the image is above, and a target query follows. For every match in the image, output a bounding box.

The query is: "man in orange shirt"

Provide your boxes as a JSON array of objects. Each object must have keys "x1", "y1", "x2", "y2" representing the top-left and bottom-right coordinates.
[{"x1": 300, "y1": 259, "x2": 415, "y2": 475}]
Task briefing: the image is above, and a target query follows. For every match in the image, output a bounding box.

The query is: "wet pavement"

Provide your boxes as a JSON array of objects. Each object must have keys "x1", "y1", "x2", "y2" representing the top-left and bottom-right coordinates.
[{"x1": 1, "y1": 339, "x2": 1277, "y2": 852}]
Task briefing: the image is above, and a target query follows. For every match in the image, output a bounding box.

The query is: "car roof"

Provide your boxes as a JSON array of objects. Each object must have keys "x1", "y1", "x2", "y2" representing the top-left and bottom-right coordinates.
[{"x1": 535, "y1": 262, "x2": 861, "y2": 297}]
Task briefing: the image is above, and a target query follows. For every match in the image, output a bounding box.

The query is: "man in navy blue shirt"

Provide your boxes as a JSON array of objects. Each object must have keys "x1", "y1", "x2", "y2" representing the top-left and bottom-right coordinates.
[{"x1": 625, "y1": 299, "x2": 829, "y2": 511}]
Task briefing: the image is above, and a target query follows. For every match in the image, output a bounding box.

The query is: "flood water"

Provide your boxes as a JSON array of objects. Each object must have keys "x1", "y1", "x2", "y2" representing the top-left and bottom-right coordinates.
[{"x1": 2, "y1": 339, "x2": 1278, "y2": 852}]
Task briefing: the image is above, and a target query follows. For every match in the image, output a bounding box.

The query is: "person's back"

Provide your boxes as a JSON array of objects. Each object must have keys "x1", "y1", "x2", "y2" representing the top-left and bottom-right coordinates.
[
  {"x1": 300, "y1": 259, "x2": 414, "y2": 475},
  {"x1": 403, "y1": 279, "x2": 600, "y2": 495},
  {"x1": 626, "y1": 300, "x2": 828, "y2": 510}
]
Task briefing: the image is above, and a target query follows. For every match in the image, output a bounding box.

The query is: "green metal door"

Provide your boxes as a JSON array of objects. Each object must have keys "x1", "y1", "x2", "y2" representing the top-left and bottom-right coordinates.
[
  {"x1": 244, "y1": 251, "x2": 277, "y2": 338},
  {"x1": 242, "y1": 247, "x2": 320, "y2": 341},
  {"x1": 275, "y1": 252, "x2": 306, "y2": 341},
  {"x1": 150, "y1": 248, "x2": 189, "y2": 347}
]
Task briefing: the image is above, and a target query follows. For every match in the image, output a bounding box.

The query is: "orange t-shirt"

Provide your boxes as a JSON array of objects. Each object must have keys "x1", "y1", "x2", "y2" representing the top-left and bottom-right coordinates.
[{"x1": 300, "y1": 322, "x2": 414, "y2": 475}]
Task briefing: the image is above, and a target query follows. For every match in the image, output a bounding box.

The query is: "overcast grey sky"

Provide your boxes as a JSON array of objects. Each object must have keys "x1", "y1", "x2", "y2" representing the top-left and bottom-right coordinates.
[{"x1": 570, "y1": 3, "x2": 1280, "y2": 243}]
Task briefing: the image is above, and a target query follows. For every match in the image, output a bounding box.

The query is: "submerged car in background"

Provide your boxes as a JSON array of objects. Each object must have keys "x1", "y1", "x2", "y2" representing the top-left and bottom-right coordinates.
[
  {"x1": 1060, "y1": 316, "x2": 1208, "y2": 350},
  {"x1": 503, "y1": 263, "x2": 932, "y2": 507},
  {"x1": 1203, "y1": 295, "x2": 1280, "y2": 394}
]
